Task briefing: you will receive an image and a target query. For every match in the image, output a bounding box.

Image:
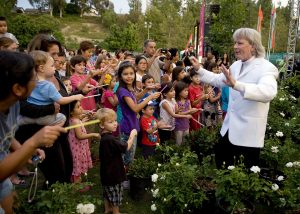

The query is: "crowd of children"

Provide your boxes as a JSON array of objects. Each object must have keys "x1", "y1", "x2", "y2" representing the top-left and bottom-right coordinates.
[{"x1": 0, "y1": 15, "x2": 232, "y2": 214}]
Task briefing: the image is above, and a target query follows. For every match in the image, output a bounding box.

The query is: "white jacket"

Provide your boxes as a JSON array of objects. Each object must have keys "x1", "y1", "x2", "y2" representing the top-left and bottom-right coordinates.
[{"x1": 197, "y1": 57, "x2": 278, "y2": 148}]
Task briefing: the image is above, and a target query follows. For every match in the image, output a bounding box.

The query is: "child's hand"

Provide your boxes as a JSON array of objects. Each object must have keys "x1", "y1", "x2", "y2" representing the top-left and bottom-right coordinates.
[
  {"x1": 186, "y1": 114, "x2": 193, "y2": 119},
  {"x1": 190, "y1": 108, "x2": 200, "y2": 114},
  {"x1": 150, "y1": 92, "x2": 161, "y2": 100},
  {"x1": 92, "y1": 133, "x2": 100, "y2": 139},
  {"x1": 155, "y1": 83, "x2": 161, "y2": 89},
  {"x1": 74, "y1": 94, "x2": 84, "y2": 101},
  {"x1": 130, "y1": 129, "x2": 137, "y2": 137}
]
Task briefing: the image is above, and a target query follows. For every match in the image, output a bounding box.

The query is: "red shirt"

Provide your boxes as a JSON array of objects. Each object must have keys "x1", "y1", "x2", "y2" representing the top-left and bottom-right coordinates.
[
  {"x1": 188, "y1": 83, "x2": 204, "y2": 108},
  {"x1": 140, "y1": 115, "x2": 160, "y2": 146}
]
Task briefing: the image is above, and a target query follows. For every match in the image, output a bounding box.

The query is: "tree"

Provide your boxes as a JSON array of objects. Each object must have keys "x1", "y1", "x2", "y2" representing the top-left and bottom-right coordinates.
[
  {"x1": 0, "y1": 0, "x2": 16, "y2": 17},
  {"x1": 128, "y1": 0, "x2": 142, "y2": 14}
]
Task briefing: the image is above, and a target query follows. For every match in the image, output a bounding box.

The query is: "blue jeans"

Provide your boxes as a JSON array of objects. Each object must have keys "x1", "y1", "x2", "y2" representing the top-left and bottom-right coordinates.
[{"x1": 120, "y1": 133, "x2": 137, "y2": 165}]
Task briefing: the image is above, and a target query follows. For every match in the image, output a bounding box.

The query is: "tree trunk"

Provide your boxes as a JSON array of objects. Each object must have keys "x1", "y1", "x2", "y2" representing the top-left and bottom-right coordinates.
[{"x1": 60, "y1": 8, "x2": 63, "y2": 18}]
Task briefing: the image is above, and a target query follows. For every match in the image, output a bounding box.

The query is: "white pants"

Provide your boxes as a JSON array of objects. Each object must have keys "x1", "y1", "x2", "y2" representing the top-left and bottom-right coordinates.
[{"x1": 175, "y1": 130, "x2": 189, "y2": 146}]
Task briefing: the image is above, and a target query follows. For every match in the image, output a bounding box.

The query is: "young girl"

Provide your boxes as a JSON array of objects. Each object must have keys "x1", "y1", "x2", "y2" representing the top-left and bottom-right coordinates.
[
  {"x1": 188, "y1": 69, "x2": 208, "y2": 131},
  {"x1": 159, "y1": 82, "x2": 192, "y2": 144},
  {"x1": 101, "y1": 73, "x2": 118, "y2": 111},
  {"x1": 174, "y1": 81, "x2": 199, "y2": 145},
  {"x1": 68, "y1": 100, "x2": 100, "y2": 185},
  {"x1": 135, "y1": 55, "x2": 148, "y2": 91},
  {"x1": 172, "y1": 66, "x2": 186, "y2": 84},
  {"x1": 116, "y1": 61, "x2": 160, "y2": 167},
  {"x1": 70, "y1": 55, "x2": 101, "y2": 111}
]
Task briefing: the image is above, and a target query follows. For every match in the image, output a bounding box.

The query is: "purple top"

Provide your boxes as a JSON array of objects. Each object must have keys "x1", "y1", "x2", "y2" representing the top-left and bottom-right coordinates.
[
  {"x1": 116, "y1": 87, "x2": 140, "y2": 134},
  {"x1": 175, "y1": 100, "x2": 190, "y2": 131}
]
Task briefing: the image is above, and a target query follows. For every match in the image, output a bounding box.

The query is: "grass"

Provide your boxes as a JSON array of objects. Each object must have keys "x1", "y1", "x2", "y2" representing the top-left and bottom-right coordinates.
[{"x1": 58, "y1": 15, "x2": 109, "y2": 49}]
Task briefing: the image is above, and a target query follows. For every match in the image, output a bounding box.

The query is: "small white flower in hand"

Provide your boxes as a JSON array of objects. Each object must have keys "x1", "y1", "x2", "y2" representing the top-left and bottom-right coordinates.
[
  {"x1": 250, "y1": 166, "x2": 261, "y2": 173},
  {"x1": 151, "y1": 174, "x2": 158, "y2": 183},
  {"x1": 272, "y1": 184, "x2": 279, "y2": 191},
  {"x1": 286, "y1": 162, "x2": 293, "y2": 167},
  {"x1": 227, "y1": 166, "x2": 235, "y2": 170},
  {"x1": 151, "y1": 204, "x2": 157, "y2": 211},
  {"x1": 271, "y1": 146, "x2": 279, "y2": 153}
]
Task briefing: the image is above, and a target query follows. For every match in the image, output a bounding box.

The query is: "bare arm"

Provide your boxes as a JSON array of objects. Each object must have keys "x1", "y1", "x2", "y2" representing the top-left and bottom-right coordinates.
[
  {"x1": 107, "y1": 95, "x2": 118, "y2": 107},
  {"x1": 127, "y1": 129, "x2": 137, "y2": 150},
  {"x1": 0, "y1": 126, "x2": 66, "y2": 181},
  {"x1": 72, "y1": 119, "x2": 100, "y2": 140},
  {"x1": 162, "y1": 102, "x2": 192, "y2": 119},
  {"x1": 56, "y1": 94, "x2": 84, "y2": 105},
  {"x1": 123, "y1": 92, "x2": 161, "y2": 113}
]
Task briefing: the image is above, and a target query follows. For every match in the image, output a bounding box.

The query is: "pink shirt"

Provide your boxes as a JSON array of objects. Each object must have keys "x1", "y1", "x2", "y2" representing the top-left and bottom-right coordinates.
[
  {"x1": 101, "y1": 89, "x2": 116, "y2": 111},
  {"x1": 70, "y1": 74, "x2": 98, "y2": 110}
]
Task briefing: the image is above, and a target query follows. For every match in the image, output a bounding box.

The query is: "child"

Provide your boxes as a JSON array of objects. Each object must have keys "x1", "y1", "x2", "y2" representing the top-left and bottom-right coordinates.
[
  {"x1": 101, "y1": 74, "x2": 118, "y2": 111},
  {"x1": 61, "y1": 76, "x2": 73, "y2": 94},
  {"x1": 70, "y1": 55, "x2": 101, "y2": 111},
  {"x1": 159, "y1": 82, "x2": 192, "y2": 144},
  {"x1": 188, "y1": 69, "x2": 208, "y2": 131},
  {"x1": 0, "y1": 16, "x2": 19, "y2": 46},
  {"x1": 140, "y1": 100, "x2": 160, "y2": 158},
  {"x1": 96, "y1": 108, "x2": 137, "y2": 214},
  {"x1": 172, "y1": 66, "x2": 186, "y2": 84},
  {"x1": 174, "y1": 81, "x2": 199, "y2": 145},
  {"x1": 135, "y1": 55, "x2": 148, "y2": 91},
  {"x1": 68, "y1": 101, "x2": 100, "y2": 185},
  {"x1": 116, "y1": 61, "x2": 160, "y2": 167},
  {"x1": 18, "y1": 51, "x2": 84, "y2": 126}
]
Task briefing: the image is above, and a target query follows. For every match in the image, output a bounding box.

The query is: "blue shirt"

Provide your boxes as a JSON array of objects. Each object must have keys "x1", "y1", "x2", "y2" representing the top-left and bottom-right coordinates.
[
  {"x1": 221, "y1": 86, "x2": 229, "y2": 112},
  {"x1": 27, "y1": 80, "x2": 62, "y2": 105}
]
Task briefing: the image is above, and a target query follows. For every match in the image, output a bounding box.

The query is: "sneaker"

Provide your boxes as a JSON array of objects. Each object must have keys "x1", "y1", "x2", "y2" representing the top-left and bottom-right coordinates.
[{"x1": 122, "y1": 180, "x2": 130, "y2": 190}]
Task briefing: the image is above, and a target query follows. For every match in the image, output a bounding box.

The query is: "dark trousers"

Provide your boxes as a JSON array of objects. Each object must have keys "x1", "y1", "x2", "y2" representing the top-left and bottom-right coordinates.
[
  {"x1": 158, "y1": 129, "x2": 172, "y2": 145},
  {"x1": 214, "y1": 132, "x2": 261, "y2": 169}
]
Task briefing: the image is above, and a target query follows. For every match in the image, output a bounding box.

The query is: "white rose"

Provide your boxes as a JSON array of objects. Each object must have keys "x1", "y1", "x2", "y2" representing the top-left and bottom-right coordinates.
[
  {"x1": 152, "y1": 188, "x2": 159, "y2": 198},
  {"x1": 158, "y1": 163, "x2": 161, "y2": 167},
  {"x1": 163, "y1": 198, "x2": 167, "y2": 202},
  {"x1": 185, "y1": 204, "x2": 187, "y2": 207},
  {"x1": 250, "y1": 166, "x2": 261, "y2": 173},
  {"x1": 290, "y1": 95, "x2": 296, "y2": 101},
  {"x1": 151, "y1": 204, "x2": 157, "y2": 211},
  {"x1": 293, "y1": 161, "x2": 300, "y2": 167},
  {"x1": 272, "y1": 184, "x2": 279, "y2": 191},
  {"x1": 285, "y1": 123, "x2": 290, "y2": 126},
  {"x1": 280, "y1": 112, "x2": 285, "y2": 117},
  {"x1": 76, "y1": 204, "x2": 84, "y2": 214},
  {"x1": 175, "y1": 163, "x2": 180, "y2": 166},
  {"x1": 279, "y1": 98, "x2": 285, "y2": 101},
  {"x1": 286, "y1": 162, "x2": 294, "y2": 167},
  {"x1": 271, "y1": 146, "x2": 279, "y2": 153},
  {"x1": 85, "y1": 204, "x2": 95, "y2": 214},
  {"x1": 276, "y1": 131, "x2": 284, "y2": 137},
  {"x1": 227, "y1": 166, "x2": 235, "y2": 170},
  {"x1": 277, "y1": 176, "x2": 284, "y2": 181},
  {"x1": 152, "y1": 174, "x2": 158, "y2": 183}
]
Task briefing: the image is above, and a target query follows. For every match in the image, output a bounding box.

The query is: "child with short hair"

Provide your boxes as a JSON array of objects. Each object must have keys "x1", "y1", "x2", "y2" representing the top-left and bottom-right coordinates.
[
  {"x1": 96, "y1": 108, "x2": 137, "y2": 214},
  {"x1": 61, "y1": 76, "x2": 72, "y2": 94},
  {"x1": 18, "y1": 50, "x2": 84, "y2": 126},
  {"x1": 188, "y1": 69, "x2": 208, "y2": 131},
  {"x1": 68, "y1": 101, "x2": 99, "y2": 185},
  {"x1": 140, "y1": 100, "x2": 160, "y2": 158}
]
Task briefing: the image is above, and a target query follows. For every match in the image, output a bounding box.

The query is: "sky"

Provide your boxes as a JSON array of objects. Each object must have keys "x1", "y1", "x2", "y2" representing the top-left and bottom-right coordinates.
[
  {"x1": 17, "y1": 0, "x2": 288, "y2": 14},
  {"x1": 17, "y1": 0, "x2": 147, "y2": 14}
]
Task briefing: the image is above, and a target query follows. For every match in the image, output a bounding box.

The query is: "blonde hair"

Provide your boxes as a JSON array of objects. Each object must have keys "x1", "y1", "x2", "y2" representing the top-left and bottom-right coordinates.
[
  {"x1": 95, "y1": 108, "x2": 116, "y2": 127},
  {"x1": 29, "y1": 50, "x2": 50, "y2": 72},
  {"x1": 233, "y1": 28, "x2": 265, "y2": 58}
]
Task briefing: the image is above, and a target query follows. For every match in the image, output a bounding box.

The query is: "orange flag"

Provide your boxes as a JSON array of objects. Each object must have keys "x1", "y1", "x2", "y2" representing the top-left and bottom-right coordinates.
[{"x1": 257, "y1": 5, "x2": 263, "y2": 33}]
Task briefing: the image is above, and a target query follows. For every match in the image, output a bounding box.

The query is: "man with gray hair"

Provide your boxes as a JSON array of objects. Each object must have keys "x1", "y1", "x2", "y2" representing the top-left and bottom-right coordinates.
[
  {"x1": 191, "y1": 28, "x2": 278, "y2": 168},
  {"x1": 143, "y1": 39, "x2": 169, "y2": 84}
]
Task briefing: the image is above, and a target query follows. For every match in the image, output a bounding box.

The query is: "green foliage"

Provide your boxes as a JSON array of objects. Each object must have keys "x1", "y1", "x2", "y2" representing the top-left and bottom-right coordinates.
[
  {"x1": 152, "y1": 151, "x2": 208, "y2": 213},
  {"x1": 128, "y1": 157, "x2": 158, "y2": 178},
  {"x1": 16, "y1": 182, "x2": 102, "y2": 214},
  {"x1": 0, "y1": 0, "x2": 16, "y2": 17},
  {"x1": 214, "y1": 164, "x2": 271, "y2": 213},
  {"x1": 9, "y1": 14, "x2": 64, "y2": 48},
  {"x1": 101, "y1": 22, "x2": 139, "y2": 51},
  {"x1": 65, "y1": 3, "x2": 81, "y2": 15}
]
